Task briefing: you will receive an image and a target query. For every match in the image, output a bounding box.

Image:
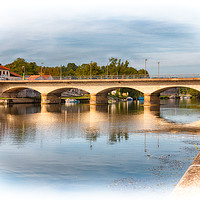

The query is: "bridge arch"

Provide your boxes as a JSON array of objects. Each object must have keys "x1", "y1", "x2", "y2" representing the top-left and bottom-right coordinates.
[
  {"x1": 2, "y1": 87, "x2": 41, "y2": 98},
  {"x1": 1, "y1": 87, "x2": 41, "y2": 104},
  {"x1": 47, "y1": 87, "x2": 90, "y2": 96},
  {"x1": 143, "y1": 85, "x2": 200, "y2": 106},
  {"x1": 41, "y1": 87, "x2": 90, "y2": 104},
  {"x1": 151, "y1": 85, "x2": 200, "y2": 95},
  {"x1": 96, "y1": 86, "x2": 143, "y2": 95},
  {"x1": 90, "y1": 86, "x2": 144, "y2": 104}
]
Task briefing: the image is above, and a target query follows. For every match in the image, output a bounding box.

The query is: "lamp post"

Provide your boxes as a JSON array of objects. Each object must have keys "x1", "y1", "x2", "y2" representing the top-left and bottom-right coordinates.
[
  {"x1": 22, "y1": 66, "x2": 25, "y2": 80},
  {"x1": 158, "y1": 62, "x2": 160, "y2": 77},
  {"x1": 90, "y1": 62, "x2": 92, "y2": 79},
  {"x1": 41, "y1": 62, "x2": 43, "y2": 76},
  {"x1": 144, "y1": 133, "x2": 147, "y2": 152},
  {"x1": 145, "y1": 59, "x2": 147, "y2": 76},
  {"x1": 60, "y1": 65, "x2": 62, "y2": 80},
  {"x1": 107, "y1": 63, "x2": 108, "y2": 78}
]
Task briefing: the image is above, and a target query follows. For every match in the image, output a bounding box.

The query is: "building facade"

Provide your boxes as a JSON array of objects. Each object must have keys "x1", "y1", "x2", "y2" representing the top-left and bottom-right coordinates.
[{"x1": 0, "y1": 65, "x2": 10, "y2": 79}]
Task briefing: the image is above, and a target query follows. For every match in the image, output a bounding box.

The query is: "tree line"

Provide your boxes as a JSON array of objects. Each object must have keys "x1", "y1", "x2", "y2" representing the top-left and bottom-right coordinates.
[
  {"x1": 5, "y1": 57, "x2": 148, "y2": 76},
  {"x1": 179, "y1": 87, "x2": 200, "y2": 98}
]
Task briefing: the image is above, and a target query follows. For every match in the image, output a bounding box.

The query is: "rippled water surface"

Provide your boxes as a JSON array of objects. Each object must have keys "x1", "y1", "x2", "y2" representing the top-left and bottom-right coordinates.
[{"x1": 0, "y1": 99, "x2": 200, "y2": 198}]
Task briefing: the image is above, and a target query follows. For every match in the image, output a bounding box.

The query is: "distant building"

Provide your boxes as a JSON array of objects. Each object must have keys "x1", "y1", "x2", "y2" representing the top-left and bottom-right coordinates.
[
  {"x1": 62, "y1": 89, "x2": 85, "y2": 97},
  {"x1": 0, "y1": 65, "x2": 10, "y2": 78},
  {"x1": 27, "y1": 75, "x2": 53, "y2": 80},
  {"x1": 0, "y1": 64, "x2": 22, "y2": 79},
  {"x1": 10, "y1": 71, "x2": 22, "y2": 78},
  {"x1": 111, "y1": 91, "x2": 116, "y2": 95},
  {"x1": 122, "y1": 92, "x2": 128, "y2": 97},
  {"x1": 160, "y1": 88, "x2": 179, "y2": 96}
]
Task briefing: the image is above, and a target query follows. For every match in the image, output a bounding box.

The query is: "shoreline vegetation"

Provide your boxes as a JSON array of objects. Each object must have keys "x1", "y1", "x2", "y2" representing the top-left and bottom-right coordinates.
[{"x1": 4, "y1": 58, "x2": 148, "y2": 77}]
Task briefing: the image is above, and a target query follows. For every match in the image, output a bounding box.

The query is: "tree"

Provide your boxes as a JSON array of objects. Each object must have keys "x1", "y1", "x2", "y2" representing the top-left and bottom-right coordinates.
[
  {"x1": 4, "y1": 57, "x2": 149, "y2": 78},
  {"x1": 27, "y1": 62, "x2": 38, "y2": 75},
  {"x1": 138, "y1": 69, "x2": 148, "y2": 75},
  {"x1": 5, "y1": 58, "x2": 28, "y2": 76}
]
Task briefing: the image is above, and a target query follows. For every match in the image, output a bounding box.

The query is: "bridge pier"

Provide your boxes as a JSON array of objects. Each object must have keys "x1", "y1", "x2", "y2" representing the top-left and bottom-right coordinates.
[
  {"x1": 41, "y1": 93, "x2": 61, "y2": 104},
  {"x1": 144, "y1": 93, "x2": 160, "y2": 106},
  {"x1": 90, "y1": 93, "x2": 108, "y2": 104}
]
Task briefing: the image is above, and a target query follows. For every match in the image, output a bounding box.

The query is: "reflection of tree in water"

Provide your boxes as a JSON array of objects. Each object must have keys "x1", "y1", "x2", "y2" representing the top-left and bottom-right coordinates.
[
  {"x1": 0, "y1": 122, "x2": 8, "y2": 143},
  {"x1": 61, "y1": 104, "x2": 90, "y2": 113},
  {"x1": 108, "y1": 128, "x2": 129, "y2": 144},
  {"x1": 109, "y1": 101, "x2": 143, "y2": 115},
  {"x1": 161, "y1": 99, "x2": 200, "y2": 109},
  {"x1": 84, "y1": 127, "x2": 100, "y2": 150},
  {"x1": 85, "y1": 127, "x2": 100, "y2": 141},
  {"x1": 0, "y1": 105, "x2": 38, "y2": 146},
  {"x1": 0, "y1": 119, "x2": 36, "y2": 146},
  {"x1": 1, "y1": 104, "x2": 41, "y2": 115},
  {"x1": 11, "y1": 128, "x2": 37, "y2": 146},
  {"x1": 95, "y1": 105, "x2": 108, "y2": 113},
  {"x1": 45, "y1": 104, "x2": 90, "y2": 113}
]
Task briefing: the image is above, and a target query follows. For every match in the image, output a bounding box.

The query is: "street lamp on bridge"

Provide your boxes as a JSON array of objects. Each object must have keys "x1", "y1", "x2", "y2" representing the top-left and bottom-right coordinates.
[
  {"x1": 41, "y1": 62, "x2": 44, "y2": 76},
  {"x1": 145, "y1": 59, "x2": 147, "y2": 75},
  {"x1": 60, "y1": 65, "x2": 62, "y2": 80},
  {"x1": 158, "y1": 62, "x2": 160, "y2": 77},
  {"x1": 22, "y1": 66, "x2": 25, "y2": 80},
  {"x1": 107, "y1": 63, "x2": 108, "y2": 78},
  {"x1": 90, "y1": 61, "x2": 92, "y2": 79}
]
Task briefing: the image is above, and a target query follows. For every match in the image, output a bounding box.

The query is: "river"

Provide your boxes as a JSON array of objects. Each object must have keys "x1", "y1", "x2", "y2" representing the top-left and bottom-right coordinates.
[{"x1": 0, "y1": 99, "x2": 200, "y2": 199}]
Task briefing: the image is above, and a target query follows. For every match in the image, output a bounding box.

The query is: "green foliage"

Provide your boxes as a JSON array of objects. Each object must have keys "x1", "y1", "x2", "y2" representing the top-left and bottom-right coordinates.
[
  {"x1": 4, "y1": 57, "x2": 149, "y2": 77},
  {"x1": 4, "y1": 57, "x2": 150, "y2": 98},
  {"x1": 138, "y1": 69, "x2": 149, "y2": 76},
  {"x1": 111, "y1": 88, "x2": 143, "y2": 99},
  {"x1": 179, "y1": 87, "x2": 200, "y2": 97},
  {"x1": 5, "y1": 58, "x2": 27, "y2": 75},
  {"x1": 119, "y1": 88, "x2": 143, "y2": 98},
  {"x1": 5, "y1": 58, "x2": 40, "y2": 75},
  {"x1": 188, "y1": 88, "x2": 200, "y2": 97}
]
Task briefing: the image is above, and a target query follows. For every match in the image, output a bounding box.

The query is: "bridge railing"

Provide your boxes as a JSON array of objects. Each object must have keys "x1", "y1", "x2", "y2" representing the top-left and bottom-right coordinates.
[
  {"x1": 1, "y1": 74, "x2": 200, "y2": 81},
  {"x1": 52, "y1": 75, "x2": 150, "y2": 80},
  {"x1": 52, "y1": 74, "x2": 200, "y2": 80}
]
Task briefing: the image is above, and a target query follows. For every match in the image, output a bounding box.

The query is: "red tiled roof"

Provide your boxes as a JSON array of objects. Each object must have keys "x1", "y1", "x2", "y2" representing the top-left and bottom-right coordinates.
[
  {"x1": 0, "y1": 65, "x2": 10, "y2": 71},
  {"x1": 27, "y1": 75, "x2": 52, "y2": 80},
  {"x1": 27, "y1": 75, "x2": 40, "y2": 80},
  {"x1": 10, "y1": 71, "x2": 22, "y2": 77}
]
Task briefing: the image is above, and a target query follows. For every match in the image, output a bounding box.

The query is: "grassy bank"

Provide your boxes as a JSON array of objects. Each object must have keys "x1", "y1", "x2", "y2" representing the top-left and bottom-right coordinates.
[{"x1": 61, "y1": 96, "x2": 90, "y2": 100}]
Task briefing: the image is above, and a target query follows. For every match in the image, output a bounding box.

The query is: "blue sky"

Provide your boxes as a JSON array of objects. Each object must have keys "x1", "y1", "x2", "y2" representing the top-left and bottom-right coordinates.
[{"x1": 0, "y1": 0, "x2": 200, "y2": 74}]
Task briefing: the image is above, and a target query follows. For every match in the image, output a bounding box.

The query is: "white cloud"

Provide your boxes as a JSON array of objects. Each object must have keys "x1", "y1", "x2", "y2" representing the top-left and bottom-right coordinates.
[
  {"x1": 0, "y1": 0, "x2": 200, "y2": 73},
  {"x1": 1, "y1": 0, "x2": 200, "y2": 25}
]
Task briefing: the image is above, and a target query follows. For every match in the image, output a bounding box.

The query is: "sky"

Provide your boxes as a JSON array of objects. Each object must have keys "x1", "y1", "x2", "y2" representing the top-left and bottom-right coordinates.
[{"x1": 0, "y1": 0, "x2": 200, "y2": 74}]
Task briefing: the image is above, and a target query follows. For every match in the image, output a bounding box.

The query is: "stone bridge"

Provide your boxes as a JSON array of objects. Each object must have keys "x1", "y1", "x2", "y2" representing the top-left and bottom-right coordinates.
[{"x1": 1, "y1": 78, "x2": 200, "y2": 105}]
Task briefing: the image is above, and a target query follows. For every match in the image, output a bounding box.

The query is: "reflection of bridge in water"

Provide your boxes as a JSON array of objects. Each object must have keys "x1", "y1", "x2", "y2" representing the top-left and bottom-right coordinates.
[
  {"x1": 1, "y1": 78, "x2": 200, "y2": 105},
  {"x1": 1, "y1": 103, "x2": 200, "y2": 139},
  {"x1": 1, "y1": 102, "x2": 200, "y2": 153}
]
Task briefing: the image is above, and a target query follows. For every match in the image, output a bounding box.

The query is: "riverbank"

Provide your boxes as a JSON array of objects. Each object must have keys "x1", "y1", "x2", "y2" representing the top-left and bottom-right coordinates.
[
  {"x1": 0, "y1": 98, "x2": 40, "y2": 104},
  {"x1": 171, "y1": 150, "x2": 200, "y2": 199}
]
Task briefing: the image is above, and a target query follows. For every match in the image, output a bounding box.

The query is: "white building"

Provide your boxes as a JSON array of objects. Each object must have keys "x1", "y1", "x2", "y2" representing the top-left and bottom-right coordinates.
[
  {"x1": 0, "y1": 65, "x2": 10, "y2": 78},
  {"x1": 0, "y1": 64, "x2": 22, "y2": 80}
]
